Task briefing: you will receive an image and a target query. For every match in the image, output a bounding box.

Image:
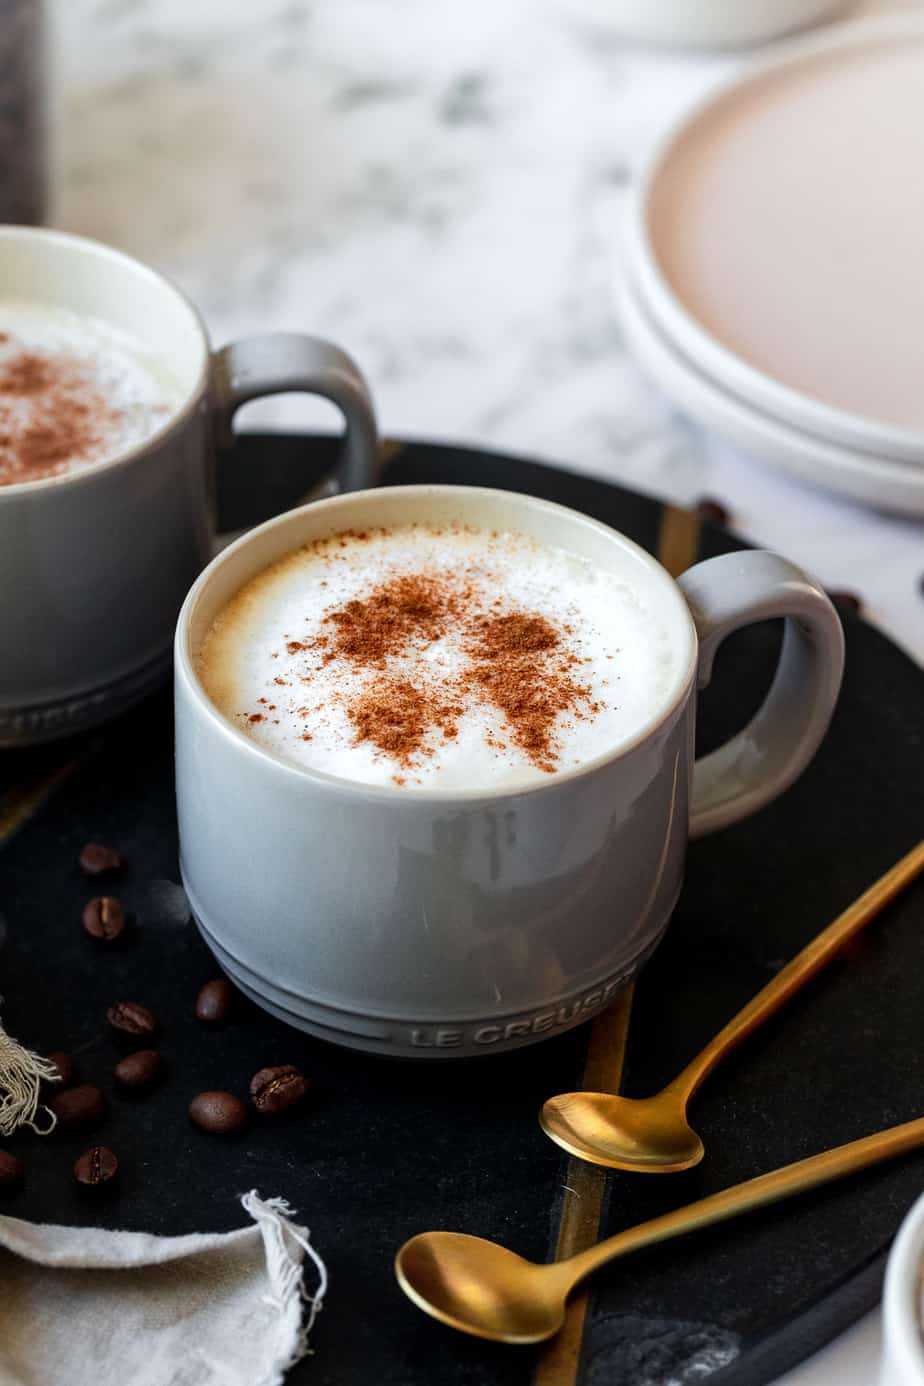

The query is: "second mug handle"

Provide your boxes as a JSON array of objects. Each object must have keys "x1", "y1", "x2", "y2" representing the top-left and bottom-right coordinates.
[
  {"x1": 678, "y1": 551, "x2": 845, "y2": 839},
  {"x1": 211, "y1": 333, "x2": 380, "y2": 497}
]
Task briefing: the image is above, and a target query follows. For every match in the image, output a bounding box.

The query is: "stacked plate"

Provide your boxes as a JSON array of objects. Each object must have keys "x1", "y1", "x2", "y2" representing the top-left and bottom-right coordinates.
[{"x1": 620, "y1": 17, "x2": 924, "y2": 516}]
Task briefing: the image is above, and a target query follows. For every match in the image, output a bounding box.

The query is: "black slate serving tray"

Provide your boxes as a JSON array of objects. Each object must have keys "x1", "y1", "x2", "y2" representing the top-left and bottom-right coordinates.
[{"x1": 1, "y1": 434, "x2": 922, "y2": 1386}]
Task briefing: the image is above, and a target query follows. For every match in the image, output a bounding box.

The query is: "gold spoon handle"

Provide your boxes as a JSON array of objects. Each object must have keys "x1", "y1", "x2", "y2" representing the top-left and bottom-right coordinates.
[
  {"x1": 668, "y1": 840, "x2": 924, "y2": 1100},
  {"x1": 562, "y1": 1116, "x2": 924, "y2": 1291}
]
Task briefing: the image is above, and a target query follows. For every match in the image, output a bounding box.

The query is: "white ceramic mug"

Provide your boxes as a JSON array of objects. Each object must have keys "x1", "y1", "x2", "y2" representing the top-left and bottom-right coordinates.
[
  {"x1": 175, "y1": 485, "x2": 844, "y2": 1058},
  {"x1": 881, "y1": 1189, "x2": 924, "y2": 1386},
  {"x1": 0, "y1": 226, "x2": 379, "y2": 746}
]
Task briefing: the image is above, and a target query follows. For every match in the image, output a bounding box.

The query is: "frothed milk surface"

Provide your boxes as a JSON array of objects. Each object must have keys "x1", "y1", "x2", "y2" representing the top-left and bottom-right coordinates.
[
  {"x1": 0, "y1": 300, "x2": 182, "y2": 486},
  {"x1": 197, "y1": 525, "x2": 682, "y2": 790}
]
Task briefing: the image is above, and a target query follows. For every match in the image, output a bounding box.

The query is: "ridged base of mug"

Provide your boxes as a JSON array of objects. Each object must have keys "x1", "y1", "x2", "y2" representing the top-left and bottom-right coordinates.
[
  {"x1": 0, "y1": 648, "x2": 172, "y2": 747},
  {"x1": 189, "y1": 889, "x2": 669, "y2": 1059}
]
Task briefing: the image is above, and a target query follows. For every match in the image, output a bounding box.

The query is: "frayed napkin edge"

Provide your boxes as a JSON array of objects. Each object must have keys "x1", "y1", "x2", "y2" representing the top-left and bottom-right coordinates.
[
  {"x1": 239, "y1": 1190, "x2": 329, "y2": 1385},
  {"x1": 179, "y1": 1191, "x2": 328, "y2": 1386}
]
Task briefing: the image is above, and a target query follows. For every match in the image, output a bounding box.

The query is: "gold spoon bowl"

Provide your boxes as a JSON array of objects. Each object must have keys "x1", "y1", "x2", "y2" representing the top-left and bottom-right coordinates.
[
  {"x1": 396, "y1": 1117, "x2": 924, "y2": 1344},
  {"x1": 541, "y1": 1087, "x2": 703, "y2": 1172},
  {"x1": 541, "y1": 840, "x2": 924, "y2": 1172},
  {"x1": 397, "y1": 1233, "x2": 567, "y2": 1344}
]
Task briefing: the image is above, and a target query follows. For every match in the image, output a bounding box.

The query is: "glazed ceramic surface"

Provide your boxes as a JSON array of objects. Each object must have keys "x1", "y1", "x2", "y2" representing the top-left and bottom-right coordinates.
[
  {"x1": 621, "y1": 17, "x2": 924, "y2": 517},
  {"x1": 0, "y1": 226, "x2": 378, "y2": 746},
  {"x1": 565, "y1": 0, "x2": 850, "y2": 49},
  {"x1": 175, "y1": 485, "x2": 843, "y2": 1057},
  {"x1": 618, "y1": 269, "x2": 924, "y2": 516},
  {"x1": 881, "y1": 1189, "x2": 924, "y2": 1386}
]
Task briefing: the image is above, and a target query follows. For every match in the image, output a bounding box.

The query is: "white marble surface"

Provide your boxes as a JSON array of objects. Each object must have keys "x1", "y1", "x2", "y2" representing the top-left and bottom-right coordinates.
[
  {"x1": 51, "y1": 0, "x2": 924, "y2": 666},
  {"x1": 49, "y1": 1, "x2": 921, "y2": 1381}
]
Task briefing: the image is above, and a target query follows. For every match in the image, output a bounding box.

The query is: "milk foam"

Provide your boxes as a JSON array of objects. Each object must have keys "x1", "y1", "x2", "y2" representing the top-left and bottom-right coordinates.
[
  {"x1": 0, "y1": 299, "x2": 182, "y2": 486},
  {"x1": 197, "y1": 525, "x2": 682, "y2": 790}
]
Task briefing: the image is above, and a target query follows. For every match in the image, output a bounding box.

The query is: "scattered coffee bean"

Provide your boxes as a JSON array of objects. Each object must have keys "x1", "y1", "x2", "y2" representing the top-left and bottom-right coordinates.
[
  {"x1": 50, "y1": 1084, "x2": 106, "y2": 1132},
  {"x1": 195, "y1": 978, "x2": 236, "y2": 1025},
  {"x1": 107, "y1": 1001, "x2": 158, "y2": 1040},
  {"x1": 82, "y1": 895, "x2": 126, "y2": 942},
  {"x1": 114, "y1": 1049, "x2": 164, "y2": 1092},
  {"x1": 0, "y1": 1150, "x2": 24, "y2": 1190},
  {"x1": 250, "y1": 1065, "x2": 309, "y2": 1115},
  {"x1": 829, "y1": 589, "x2": 863, "y2": 616},
  {"x1": 78, "y1": 843, "x2": 124, "y2": 878},
  {"x1": 45, "y1": 1050, "x2": 75, "y2": 1088},
  {"x1": 695, "y1": 496, "x2": 730, "y2": 526},
  {"x1": 188, "y1": 1091, "x2": 248, "y2": 1136},
  {"x1": 73, "y1": 1146, "x2": 119, "y2": 1189}
]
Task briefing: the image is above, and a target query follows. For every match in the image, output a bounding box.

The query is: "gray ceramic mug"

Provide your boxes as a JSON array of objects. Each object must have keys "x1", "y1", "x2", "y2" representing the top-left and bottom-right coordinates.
[
  {"x1": 0, "y1": 226, "x2": 379, "y2": 746},
  {"x1": 175, "y1": 485, "x2": 844, "y2": 1058}
]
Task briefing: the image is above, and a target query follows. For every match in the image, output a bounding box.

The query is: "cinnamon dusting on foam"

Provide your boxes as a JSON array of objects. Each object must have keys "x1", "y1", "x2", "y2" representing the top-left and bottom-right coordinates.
[
  {"x1": 0, "y1": 348, "x2": 119, "y2": 484},
  {"x1": 0, "y1": 307, "x2": 176, "y2": 486},
  {"x1": 197, "y1": 523, "x2": 677, "y2": 789},
  {"x1": 255, "y1": 536, "x2": 596, "y2": 772}
]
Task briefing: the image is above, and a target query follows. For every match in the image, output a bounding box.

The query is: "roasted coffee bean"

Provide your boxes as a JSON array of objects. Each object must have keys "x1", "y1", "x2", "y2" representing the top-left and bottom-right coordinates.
[
  {"x1": 73, "y1": 1146, "x2": 118, "y2": 1189},
  {"x1": 829, "y1": 589, "x2": 863, "y2": 616},
  {"x1": 82, "y1": 895, "x2": 126, "y2": 942},
  {"x1": 78, "y1": 843, "x2": 124, "y2": 877},
  {"x1": 695, "y1": 496, "x2": 730, "y2": 526},
  {"x1": 188, "y1": 1091, "x2": 248, "y2": 1135},
  {"x1": 45, "y1": 1050, "x2": 75, "y2": 1087},
  {"x1": 0, "y1": 1150, "x2": 24, "y2": 1189},
  {"x1": 195, "y1": 978, "x2": 236, "y2": 1025},
  {"x1": 114, "y1": 1049, "x2": 164, "y2": 1092},
  {"x1": 50, "y1": 1084, "x2": 106, "y2": 1132},
  {"x1": 250, "y1": 1065, "x2": 308, "y2": 1115},
  {"x1": 107, "y1": 1001, "x2": 158, "y2": 1040}
]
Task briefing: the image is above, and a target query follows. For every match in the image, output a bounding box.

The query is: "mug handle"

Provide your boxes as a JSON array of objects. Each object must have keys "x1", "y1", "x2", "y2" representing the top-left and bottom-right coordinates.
[
  {"x1": 678, "y1": 551, "x2": 844, "y2": 839},
  {"x1": 210, "y1": 333, "x2": 380, "y2": 496}
]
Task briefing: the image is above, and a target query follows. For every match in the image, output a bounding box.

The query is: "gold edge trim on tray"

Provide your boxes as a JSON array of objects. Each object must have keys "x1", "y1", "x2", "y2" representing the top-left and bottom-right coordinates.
[
  {"x1": 534, "y1": 990, "x2": 634, "y2": 1385},
  {"x1": 534, "y1": 502, "x2": 702, "y2": 1386},
  {"x1": 0, "y1": 758, "x2": 83, "y2": 847},
  {"x1": 656, "y1": 503, "x2": 703, "y2": 582},
  {"x1": 380, "y1": 438, "x2": 406, "y2": 468}
]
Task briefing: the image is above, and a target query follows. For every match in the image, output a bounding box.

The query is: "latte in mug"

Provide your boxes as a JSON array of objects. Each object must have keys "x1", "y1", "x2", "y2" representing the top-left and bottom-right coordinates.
[
  {"x1": 0, "y1": 300, "x2": 182, "y2": 487},
  {"x1": 0, "y1": 224, "x2": 380, "y2": 750},
  {"x1": 178, "y1": 484, "x2": 843, "y2": 1057},
  {"x1": 196, "y1": 523, "x2": 684, "y2": 790}
]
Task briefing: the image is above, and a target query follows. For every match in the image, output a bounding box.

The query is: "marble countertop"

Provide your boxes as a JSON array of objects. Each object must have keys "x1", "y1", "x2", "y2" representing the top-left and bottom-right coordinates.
[
  {"x1": 49, "y1": 2, "x2": 921, "y2": 1382},
  {"x1": 52, "y1": 0, "x2": 923, "y2": 668}
]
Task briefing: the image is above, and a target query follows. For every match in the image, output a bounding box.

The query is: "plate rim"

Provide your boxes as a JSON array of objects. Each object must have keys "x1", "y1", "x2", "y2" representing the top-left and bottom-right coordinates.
[
  {"x1": 624, "y1": 13, "x2": 924, "y2": 465},
  {"x1": 617, "y1": 261, "x2": 924, "y2": 517}
]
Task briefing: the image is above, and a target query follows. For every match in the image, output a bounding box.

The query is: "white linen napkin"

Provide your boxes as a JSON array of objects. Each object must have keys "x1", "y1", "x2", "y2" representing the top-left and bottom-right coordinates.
[{"x1": 0, "y1": 1191, "x2": 327, "y2": 1386}]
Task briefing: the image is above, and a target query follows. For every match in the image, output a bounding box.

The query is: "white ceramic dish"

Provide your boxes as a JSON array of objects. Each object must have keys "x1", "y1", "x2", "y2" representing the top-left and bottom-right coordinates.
[
  {"x1": 563, "y1": 0, "x2": 851, "y2": 49},
  {"x1": 881, "y1": 1188, "x2": 924, "y2": 1385},
  {"x1": 618, "y1": 268, "x2": 924, "y2": 516},
  {"x1": 623, "y1": 16, "x2": 924, "y2": 478}
]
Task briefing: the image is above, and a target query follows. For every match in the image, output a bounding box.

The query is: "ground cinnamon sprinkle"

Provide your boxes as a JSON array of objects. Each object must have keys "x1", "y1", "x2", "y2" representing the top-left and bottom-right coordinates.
[
  {"x1": 347, "y1": 676, "x2": 463, "y2": 764},
  {"x1": 468, "y1": 612, "x2": 560, "y2": 658},
  {"x1": 0, "y1": 344, "x2": 119, "y2": 485},
  {"x1": 235, "y1": 538, "x2": 608, "y2": 775},
  {"x1": 0, "y1": 351, "x2": 55, "y2": 395},
  {"x1": 463, "y1": 611, "x2": 590, "y2": 771},
  {"x1": 320, "y1": 574, "x2": 457, "y2": 666},
  {"x1": 270, "y1": 571, "x2": 598, "y2": 773}
]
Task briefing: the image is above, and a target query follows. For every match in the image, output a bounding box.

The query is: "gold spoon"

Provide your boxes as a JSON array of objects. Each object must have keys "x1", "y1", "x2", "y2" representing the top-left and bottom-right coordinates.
[
  {"x1": 396, "y1": 1115, "x2": 924, "y2": 1343},
  {"x1": 541, "y1": 839, "x2": 924, "y2": 1172}
]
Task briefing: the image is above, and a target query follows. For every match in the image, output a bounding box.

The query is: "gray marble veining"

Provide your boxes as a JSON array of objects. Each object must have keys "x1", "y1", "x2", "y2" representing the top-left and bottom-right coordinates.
[{"x1": 48, "y1": 0, "x2": 923, "y2": 664}]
